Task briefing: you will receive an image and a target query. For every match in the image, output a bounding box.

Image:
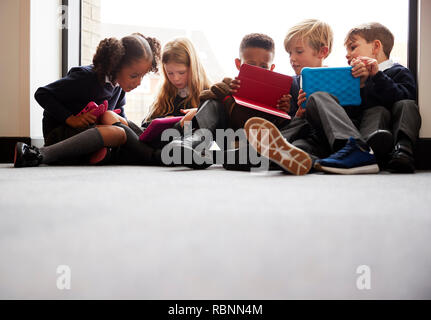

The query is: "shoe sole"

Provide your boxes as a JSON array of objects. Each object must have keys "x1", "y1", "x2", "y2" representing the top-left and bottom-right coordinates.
[
  {"x1": 244, "y1": 117, "x2": 312, "y2": 175},
  {"x1": 315, "y1": 162, "x2": 380, "y2": 174}
]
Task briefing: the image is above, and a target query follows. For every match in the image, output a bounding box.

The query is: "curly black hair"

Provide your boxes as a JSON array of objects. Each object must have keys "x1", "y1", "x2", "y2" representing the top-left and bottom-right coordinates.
[
  {"x1": 93, "y1": 33, "x2": 161, "y2": 84},
  {"x1": 239, "y1": 33, "x2": 275, "y2": 55}
]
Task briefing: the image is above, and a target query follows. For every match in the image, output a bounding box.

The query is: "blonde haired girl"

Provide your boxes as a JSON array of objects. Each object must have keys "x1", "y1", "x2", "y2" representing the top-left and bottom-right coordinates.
[{"x1": 146, "y1": 37, "x2": 211, "y2": 125}]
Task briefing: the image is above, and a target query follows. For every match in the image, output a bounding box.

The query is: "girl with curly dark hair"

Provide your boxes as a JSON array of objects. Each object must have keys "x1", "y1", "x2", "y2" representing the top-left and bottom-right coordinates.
[{"x1": 15, "y1": 33, "x2": 163, "y2": 167}]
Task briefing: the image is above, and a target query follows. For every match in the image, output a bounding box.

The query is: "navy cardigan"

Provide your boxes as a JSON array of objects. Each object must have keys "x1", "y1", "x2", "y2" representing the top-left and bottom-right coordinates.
[
  {"x1": 34, "y1": 65, "x2": 126, "y2": 137},
  {"x1": 361, "y1": 63, "x2": 417, "y2": 109}
]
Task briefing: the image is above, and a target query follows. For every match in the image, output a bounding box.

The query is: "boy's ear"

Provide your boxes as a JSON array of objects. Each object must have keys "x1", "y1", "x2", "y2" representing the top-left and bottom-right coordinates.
[
  {"x1": 318, "y1": 46, "x2": 329, "y2": 59},
  {"x1": 372, "y1": 40, "x2": 382, "y2": 55},
  {"x1": 270, "y1": 64, "x2": 275, "y2": 71},
  {"x1": 235, "y1": 58, "x2": 242, "y2": 71}
]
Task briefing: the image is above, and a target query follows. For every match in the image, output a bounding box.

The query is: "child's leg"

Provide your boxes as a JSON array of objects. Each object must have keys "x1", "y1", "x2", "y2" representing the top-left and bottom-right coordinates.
[
  {"x1": 99, "y1": 110, "x2": 128, "y2": 126},
  {"x1": 194, "y1": 99, "x2": 228, "y2": 136},
  {"x1": 14, "y1": 126, "x2": 126, "y2": 167},
  {"x1": 391, "y1": 100, "x2": 421, "y2": 149},
  {"x1": 387, "y1": 100, "x2": 421, "y2": 173},
  {"x1": 359, "y1": 106, "x2": 391, "y2": 138},
  {"x1": 112, "y1": 122, "x2": 160, "y2": 165},
  {"x1": 40, "y1": 126, "x2": 126, "y2": 164},
  {"x1": 305, "y1": 92, "x2": 365, "y2": 152},
  {"x1": 359, "y1": 106, "x2": 393, "y2": 162},
  {"x1": 279, "y1": 118, "x2": 311, "y2": 143}
]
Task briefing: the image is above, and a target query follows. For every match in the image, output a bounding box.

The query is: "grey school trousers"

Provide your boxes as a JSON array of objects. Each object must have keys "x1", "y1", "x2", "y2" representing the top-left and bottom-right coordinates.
[
  {"x1": 359, "y1": 100, "x2": 421, "y2": 146},
  {"x1": 279, "y1": 91, "x2": 365, "y2": 160}
]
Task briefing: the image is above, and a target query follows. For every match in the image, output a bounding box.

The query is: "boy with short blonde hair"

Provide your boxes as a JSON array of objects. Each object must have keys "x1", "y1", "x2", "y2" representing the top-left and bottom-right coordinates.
[
  {"x1": 268, "y1": 19, "x2": 336, "y2": 164},
  {"x1": 284, "y1": 18, "x2": 333, "y2": 62}
]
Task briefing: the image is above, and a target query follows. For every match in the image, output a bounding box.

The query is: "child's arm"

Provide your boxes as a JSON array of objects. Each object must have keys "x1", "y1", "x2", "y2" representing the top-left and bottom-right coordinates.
[
  {"x1": 34, "y1": 67, "x2": 98, "y2": 127},
  {"x1": 65, "y1": 113, "x2": 97, "y2": 128},
  {"x1": 359, "y1": 59, "x2": 417, "y2": 105}
]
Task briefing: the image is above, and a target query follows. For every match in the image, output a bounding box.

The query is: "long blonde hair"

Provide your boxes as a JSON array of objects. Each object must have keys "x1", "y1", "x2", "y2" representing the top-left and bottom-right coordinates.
[{"x1": 147, "y1": 38, "x2": 211, "y2": 120}]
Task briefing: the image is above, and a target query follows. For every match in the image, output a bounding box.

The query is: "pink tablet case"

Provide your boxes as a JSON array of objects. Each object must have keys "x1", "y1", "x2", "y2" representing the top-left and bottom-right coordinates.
[
  {"x1": 77, "y1": 100, "x2": 122, "y2": 118},
  {"x1": 139, "y1": 116, "x2": 183, "y2": 142},
  {"x1": 233, "y1": 64, "x2": 293, "y2": 119},
  {"x1": 77, "y1": 100, "x2": 108, "y2": 118}
]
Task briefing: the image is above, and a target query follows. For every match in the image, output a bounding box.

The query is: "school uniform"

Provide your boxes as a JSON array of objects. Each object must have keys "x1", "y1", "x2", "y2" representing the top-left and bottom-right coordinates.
[
  {"x1": 279, "y1": 61, "x2": 421, "y2": 162},
  {"x1": 356, "y1": 60, "x2": 421, "y2": 146},
  {"x1": 139, "y1": 89, "x2": 193, "y2": 151},
  {"x1": 34, "y1": 65, "x2": 126, "y2": 146},
  {"x1": 141, "y1": 93, "x2": 190, "y2": 129}
]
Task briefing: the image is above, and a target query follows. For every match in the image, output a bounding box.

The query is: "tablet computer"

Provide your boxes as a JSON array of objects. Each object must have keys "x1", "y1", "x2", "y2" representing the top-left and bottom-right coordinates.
[
  {"x1": 233, "y1": 64, "x2": 293, "y2": 119},
  {"x1": 139, "y1": 116, "x2": 183, "y2": 142},
  {"x1": 301, "y1": 67, "x2": 361, "y2": 107}
]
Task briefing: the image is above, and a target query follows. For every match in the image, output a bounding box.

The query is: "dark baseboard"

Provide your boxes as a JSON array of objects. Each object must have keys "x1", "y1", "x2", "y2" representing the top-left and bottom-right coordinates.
[
  {"x1": 1, "y1": 136, "x2": 431, "y2": 169},
  {"x1": 414, "y1": 138, "x2": 431, "y2": 170},
  {"x1": 0, "y1": 137, "x2": 32, "y2": 163}
]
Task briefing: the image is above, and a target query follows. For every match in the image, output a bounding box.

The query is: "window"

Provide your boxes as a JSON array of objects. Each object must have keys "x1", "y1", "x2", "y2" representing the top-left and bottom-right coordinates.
[{"x1": 81, "y1": 0, "x2": 410, "y2": 125}]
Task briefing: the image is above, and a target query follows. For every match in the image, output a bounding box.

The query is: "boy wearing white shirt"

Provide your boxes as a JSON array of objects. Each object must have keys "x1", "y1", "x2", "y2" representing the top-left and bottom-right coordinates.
[{"x1": 343, "y1": 22, "x2": 421, "y2": 173}]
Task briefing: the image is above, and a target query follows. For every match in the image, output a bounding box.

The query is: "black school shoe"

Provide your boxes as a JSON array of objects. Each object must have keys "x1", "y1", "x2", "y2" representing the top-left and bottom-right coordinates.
[
  {"x1": 387, "y1": 143, "x2": 415, "y2": 173},
  {"x1": 366, "y1": 129, "x2": 393, "y2": 162},
  {"x1": 166, "y1": 133, "x2": 213, "y2": 169},
  {"x1": 14, "y1": 142, "x2": 43, "y2": 168}
]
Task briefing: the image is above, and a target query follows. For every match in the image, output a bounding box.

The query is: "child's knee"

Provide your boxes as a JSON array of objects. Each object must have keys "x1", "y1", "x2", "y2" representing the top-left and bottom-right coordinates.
[
  {"x1": 99, "y1": 110, "x2": 114, "y2": 124},
  {"x1": 100, "y1": 110, "x2": 126, "y2": 125},
  {"x1": 393, "y1": 99, "x2": 418, "y2": 110},
  {"x1": 98, "y1": 126, "x2": 127, "y2": 146},
  {"x1": 113, "y1": 126, "x2": 127, "y2": 145}
]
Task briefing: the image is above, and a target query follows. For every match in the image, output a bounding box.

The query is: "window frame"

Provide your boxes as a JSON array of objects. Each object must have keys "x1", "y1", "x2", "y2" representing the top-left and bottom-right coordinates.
[{"x1": 63, "y1": 0, "x2": 418, "y2": 91}]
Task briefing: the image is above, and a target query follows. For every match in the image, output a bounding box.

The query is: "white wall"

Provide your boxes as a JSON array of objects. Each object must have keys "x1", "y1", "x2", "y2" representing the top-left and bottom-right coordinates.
[
  {"x1": 30, "y1": 0, "x2": 62, "y2": 140},
  {"x1": 418, "y1": 0, "x2": 431, "y2": 138},
  {"x1": 0, "y1": 0, "x2": 30, "y2": 137},
  {"x1": 0, "y1": 0, "x2": 61, "y2": 139}
]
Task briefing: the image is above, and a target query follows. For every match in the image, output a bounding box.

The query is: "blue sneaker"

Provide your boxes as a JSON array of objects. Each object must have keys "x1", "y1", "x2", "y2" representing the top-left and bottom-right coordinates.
[{"x1": 315, "y1": 137, "x2": 379, "y2": 174}]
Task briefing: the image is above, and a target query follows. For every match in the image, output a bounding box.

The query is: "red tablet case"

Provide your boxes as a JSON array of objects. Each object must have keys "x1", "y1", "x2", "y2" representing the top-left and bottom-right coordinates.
[
  {"x1": 232, "y1": 64, "x2": 293, "y2": 119},
  {"x1": 139, "y1": 116, "x2": 183, "y2": 142}
]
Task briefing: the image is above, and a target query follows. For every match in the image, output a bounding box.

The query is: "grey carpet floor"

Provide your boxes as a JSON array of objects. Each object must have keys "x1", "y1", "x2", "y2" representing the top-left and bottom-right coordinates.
[{"x1": 0, "y1": 163, "x2": 430, "y2": 299}]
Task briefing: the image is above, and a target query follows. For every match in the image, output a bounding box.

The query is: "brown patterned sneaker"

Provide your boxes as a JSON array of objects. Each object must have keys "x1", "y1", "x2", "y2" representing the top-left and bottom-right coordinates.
[{"x1": 244, "y1": 117, "x2": 312, "y2": 175}]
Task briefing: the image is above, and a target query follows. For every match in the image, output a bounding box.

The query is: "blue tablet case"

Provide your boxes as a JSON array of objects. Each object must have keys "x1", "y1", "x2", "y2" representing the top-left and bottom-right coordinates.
[{"x1": 301, "y1": 67, "x2": 361, "y2": 107}]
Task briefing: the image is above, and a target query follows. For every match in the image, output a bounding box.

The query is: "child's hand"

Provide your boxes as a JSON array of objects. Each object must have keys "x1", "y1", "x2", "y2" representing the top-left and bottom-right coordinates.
[
  {"x1": 295, "y1": 105, "x2": 306, "y2": 118},
  {"x1": 179, "y1": 108, "x2": 198, "y2": 128},
  {"x1": 297, "y1": 89, "x2": 307, "y2": 107},
  {"x1": 276, "y1": 94, "x2": 291, "y2": 113},
  {"x1": 66, "y1": 112, "x2": 97, "y2": 128},
  {"x1": 350, "y1": 57, "x2": 370, "y2": 88},
  {"x1": 229, "y1": 77, "x2": 241, "y2": 94},
  {"x1": 357, "y1": 56, "x2": 379, "y2": 77}
]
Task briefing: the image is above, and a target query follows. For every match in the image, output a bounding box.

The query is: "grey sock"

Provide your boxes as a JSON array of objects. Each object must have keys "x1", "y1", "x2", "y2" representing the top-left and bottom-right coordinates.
[{"x1": 40, "y1": 128, "x2": 104, "y2": 164}]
